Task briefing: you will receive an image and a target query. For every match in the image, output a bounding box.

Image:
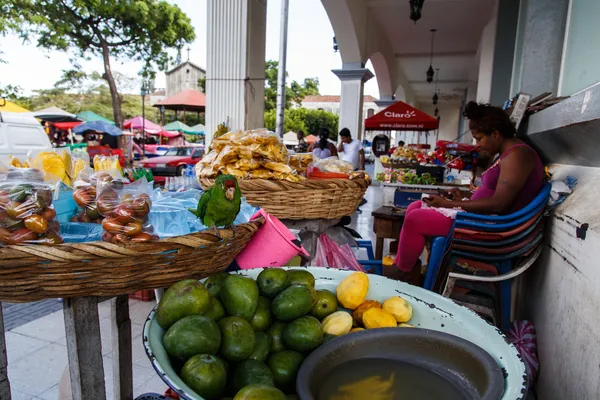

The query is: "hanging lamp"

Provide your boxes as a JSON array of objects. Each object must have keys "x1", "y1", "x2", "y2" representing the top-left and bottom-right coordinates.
[
  {"x1": 409, "y1": 0, "x2": 425, "y2": 23},
  {"x1": 433, "y1": 68, "x2": 440, "y2": 104},
  {"x1": 426, "y1": 29, "x2": 437, "y2": 83}
]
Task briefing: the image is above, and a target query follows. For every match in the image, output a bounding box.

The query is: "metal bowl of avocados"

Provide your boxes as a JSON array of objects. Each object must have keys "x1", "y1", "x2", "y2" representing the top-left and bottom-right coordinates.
[{"x1": 296, "y1": 328, "x2": 505, "y2": 400}]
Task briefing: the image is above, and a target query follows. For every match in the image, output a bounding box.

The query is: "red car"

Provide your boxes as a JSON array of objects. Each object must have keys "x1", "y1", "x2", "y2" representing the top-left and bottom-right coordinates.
[{"x1": 139, "y1": 146, "x2": 204, "y2": 184}]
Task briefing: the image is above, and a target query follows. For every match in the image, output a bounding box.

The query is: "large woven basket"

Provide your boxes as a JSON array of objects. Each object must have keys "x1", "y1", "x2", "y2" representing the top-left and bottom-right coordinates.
[
  {"x1": 200, "y1": 178, "x2": 370, "y2": 220},
  {"x1": 0, "y1": 219, "x2": 262, "y2": 302}
]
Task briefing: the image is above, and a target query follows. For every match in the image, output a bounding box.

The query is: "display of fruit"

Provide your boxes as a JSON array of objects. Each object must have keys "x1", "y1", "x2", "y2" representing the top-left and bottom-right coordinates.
[
  {"x1": 382, "y1": 296, "x2": 413, "y2": 323},
  {"x1": 0, "y1": 179, "x2": 63, "y2": 245},
  {"x1": 156, "y1": 269, "x2": 414, "y2": 399}
]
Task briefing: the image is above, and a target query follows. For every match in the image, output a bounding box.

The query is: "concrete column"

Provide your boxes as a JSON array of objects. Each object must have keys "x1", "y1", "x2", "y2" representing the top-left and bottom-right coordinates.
[
  {"x1": 519, "y1": 0, "x2": 569, "y2": 96},
  {"x1": 206, "y1": 0, "x2": 267, "y2": 145},
  {"x1": 332, "y1": 68, "x2": 374, "y2": 140},
  {"x1": 374, "y1": 97, "x2": 396, "y2": 110}
]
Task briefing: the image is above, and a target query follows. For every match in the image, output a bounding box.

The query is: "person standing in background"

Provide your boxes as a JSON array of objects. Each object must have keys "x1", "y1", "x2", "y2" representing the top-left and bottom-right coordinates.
[
  {"x1": 295, "y1": 130, "x2": 309, "y2": 153},
  {"x1": 337, "y1": 128, "x2": 365, "y2": 170}
]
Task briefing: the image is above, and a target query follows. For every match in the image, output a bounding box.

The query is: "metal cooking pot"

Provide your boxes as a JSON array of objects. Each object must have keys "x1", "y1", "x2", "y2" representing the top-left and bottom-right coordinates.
[{"x1": 297, "y1": 328, "x2": 505, "y2": 400}]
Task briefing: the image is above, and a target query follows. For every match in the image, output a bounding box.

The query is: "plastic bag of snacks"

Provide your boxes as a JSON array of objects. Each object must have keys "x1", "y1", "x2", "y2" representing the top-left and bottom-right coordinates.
[
  {"x1": 97, "y1": 177, "x2": 157, "y2": 244},
  {"x1": 72, "y1": 171, "x2": 127, "y2": 224},
  {"x1": 93, "y1": 154, "x2": 123, "y2": 177},
  {"x1": 0, "y1": 168, "x2": 64, "y2": 245},
  {"x1": 196, "y1": 129, "x2": 303, "y2": 182}
]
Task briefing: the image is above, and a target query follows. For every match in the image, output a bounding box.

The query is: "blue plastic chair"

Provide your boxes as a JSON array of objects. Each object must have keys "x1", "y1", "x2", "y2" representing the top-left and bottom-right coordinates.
[
  {"x1": 424, "y1": 183, "x2": 551, "y2": 290},
  {"x1": 422, "y1": 183, "x2": 551, "y2": 331},
  {"x1": 356, "y1": 239, "x2": 383, "y2": 275}
]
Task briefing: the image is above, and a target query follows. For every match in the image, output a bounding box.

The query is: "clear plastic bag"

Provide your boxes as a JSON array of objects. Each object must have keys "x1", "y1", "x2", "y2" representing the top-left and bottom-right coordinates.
[
  {"x1": 93, "y1": 154, "x2": 123, "y2": 177},
  {"x1": 72, "y1": 171, "x2": 128, "y2": 224},
  {"x1": 195, "y1": 129, "x2": 300, "y2": 182},
  {"x1": 0, "y1": 168, "x2": 64, "y2": 245},
  {"x1": 308, "y1": 156, "x2": 354, "y2": 175},
  {"x1": 97, "y1": 177, "x2": 156, "y2": 243},
  {"x1": 312, "y1": 233, "x2": 365, "y2": 272}
]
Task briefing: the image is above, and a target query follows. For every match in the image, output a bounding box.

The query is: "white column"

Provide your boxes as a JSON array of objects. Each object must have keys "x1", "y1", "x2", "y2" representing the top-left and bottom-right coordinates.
[
  {"x1": 332, "y1": 68, "x2": 374, "y2": 141},
  {"x1": 206, "y1": 0, "x2": 267, "y2": 146}
]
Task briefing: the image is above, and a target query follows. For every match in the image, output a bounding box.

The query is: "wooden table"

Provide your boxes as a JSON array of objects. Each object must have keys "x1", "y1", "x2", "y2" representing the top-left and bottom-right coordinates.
[
  {"x1": 0, "y1": 295, "x2": 134, "y2": 400},
  {"x1": 372, "y1": 206, "x2": 406, "y2": 259}
]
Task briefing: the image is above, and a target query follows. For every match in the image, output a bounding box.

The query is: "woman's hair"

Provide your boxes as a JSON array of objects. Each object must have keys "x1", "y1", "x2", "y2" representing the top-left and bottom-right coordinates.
[
  {"x1": 339, "y1": 128, "x2": 351, "y2": 138},
  {"x1": 463, "y1": 101, "x2": 516, "y2": 138},
  {"x1": 318, "y1": 128, "x2": 329, "y2": 150}
]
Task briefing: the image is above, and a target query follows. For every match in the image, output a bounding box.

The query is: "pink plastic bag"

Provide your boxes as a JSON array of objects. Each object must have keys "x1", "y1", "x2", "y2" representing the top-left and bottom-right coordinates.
[{"x1": 313, "y1": 234, "x2": 366, "y2": 272}]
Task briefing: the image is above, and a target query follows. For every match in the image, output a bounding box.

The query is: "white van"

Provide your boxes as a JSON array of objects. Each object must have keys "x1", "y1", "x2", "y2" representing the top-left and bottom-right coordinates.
[{"x1": 0, "y1": 111, "x2": 52, "y2": 163}]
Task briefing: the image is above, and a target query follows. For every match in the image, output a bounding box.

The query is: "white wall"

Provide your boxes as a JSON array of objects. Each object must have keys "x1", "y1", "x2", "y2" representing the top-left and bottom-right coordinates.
[
  {"x1": 476, "y1": 15, "x2": 498, "y2": 103},
  {"x1": 421, "y1": 102, "x2": 462, "y2": 143},
  {"x1": 521, "y1": 163, "x2": 600, "y2": 400}
]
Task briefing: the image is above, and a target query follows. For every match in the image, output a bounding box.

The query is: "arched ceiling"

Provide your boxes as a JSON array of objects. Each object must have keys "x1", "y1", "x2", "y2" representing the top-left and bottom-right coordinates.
[{"x1": 366, "y1": 0, "x2": 496, "y2": 103}]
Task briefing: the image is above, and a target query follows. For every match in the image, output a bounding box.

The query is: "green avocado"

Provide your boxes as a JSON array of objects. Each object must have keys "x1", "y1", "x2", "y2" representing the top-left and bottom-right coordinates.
[
  {"x1": 249, "y1": 332, "x2": 272, "y2": 363},
  {"x1": 163, "y1": 315, "x2": 221, "y2": 360},
  {"x1": 203, "y1": 297, "x2": 226, "y2": 322},
  {"x1": 282, "y1": 316, "x2": 323, "y2": 352},
  {"x1": 181, "y1": 354, "x2": 227, "y2": 399},
  {"x1": 311, "y1": 289, "x2": 338, "y2": 320},
  {"x1": 220, "y1": 275, "x2": 259, "y2": 321},
  {"x1": 205, "y1": 272, "x2": 229, "y2": 298},
  {"x1": 232, "y1": 359, "x2": 275, "y2": 392},
  {"x1": 156, "y1": 279, "x2": 211, "y2": 329},
  {"x1": 266, "y1": 350, "x2": 304, "y2": 392},
  {"x1": 271, "y1": 284, "x2": 316, "y2": 322},
  {"x1": 267, "y1": 321, "x2": 286, "y2": 353},
  {"x1": 251, "y1": 296, "x2": 272, "y2": 332},
  {"x1": 218, "y1": 316, "x2": 256, "y2": 362},
  {"x1": 233, "y1": 384, "x2": 285, "y2": 400},
  {"x1": 286, "y1": 269, "x2": 315, "y2": 287},
  {"x1": 256, "y1": 268, "x2": 290, "y2": 298}
]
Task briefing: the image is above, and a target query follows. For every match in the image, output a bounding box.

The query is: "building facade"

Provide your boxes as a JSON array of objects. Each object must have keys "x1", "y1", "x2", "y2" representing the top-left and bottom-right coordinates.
[{"x1": 165, "y1": 61, "x2": 206, "y2": 97}]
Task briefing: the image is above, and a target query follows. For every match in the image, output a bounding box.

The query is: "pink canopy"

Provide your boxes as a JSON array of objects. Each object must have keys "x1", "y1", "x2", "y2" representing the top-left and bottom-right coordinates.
[
  {"x1": 123, "y1": 116, "x2": 162, "y2": 133},
  {"x1": 150, "y1": 130, "x2": 181, "y2": 138}
]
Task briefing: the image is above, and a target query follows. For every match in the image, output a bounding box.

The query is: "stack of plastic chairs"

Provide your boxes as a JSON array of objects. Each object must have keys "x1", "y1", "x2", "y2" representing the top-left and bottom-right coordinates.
[{"x1": 423, "y1": 183, "x2": 551, "y2": 332}]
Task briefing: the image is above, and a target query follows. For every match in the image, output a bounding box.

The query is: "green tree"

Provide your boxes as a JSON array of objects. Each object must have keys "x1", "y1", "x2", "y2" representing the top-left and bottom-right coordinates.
[
  {"x1": 264, "y1": 108, "x2": 338, "y2": 138},
  {"x1": 198, "y1": 76, "x2": 206, "y2": 93},
  {"x1": 10, "y1": 0, "x2": 195, "y2": 127},
  {"x1": 264, "y1": 60, "x2": 320, "y2": 111}
]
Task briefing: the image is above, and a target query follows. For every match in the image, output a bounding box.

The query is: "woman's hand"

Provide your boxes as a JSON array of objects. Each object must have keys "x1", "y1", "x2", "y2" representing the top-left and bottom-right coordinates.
[
  {"x1": 446, "y1": 187, "x2": 463, "y2": 200},
  {"x1": 423, "y1": 195, "x2": 452, "y2": 208}
]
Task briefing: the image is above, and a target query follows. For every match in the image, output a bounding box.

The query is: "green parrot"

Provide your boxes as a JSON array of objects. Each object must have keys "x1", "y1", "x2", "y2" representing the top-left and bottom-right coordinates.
[{"x1": 189, "y1": 174, "x2": 242, "y2": 229}]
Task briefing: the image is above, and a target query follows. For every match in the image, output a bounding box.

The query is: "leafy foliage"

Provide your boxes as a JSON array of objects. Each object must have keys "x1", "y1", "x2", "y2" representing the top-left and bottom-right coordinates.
[
  {"x1": 264, "y1": 60, "x2": 320, "y2": 111},
  {"x1": 8, "y1": 0, "x2": 195, "y2": 126},
  {"x1": 264, "y1": 108, "x2": 338, "y2": 138}
]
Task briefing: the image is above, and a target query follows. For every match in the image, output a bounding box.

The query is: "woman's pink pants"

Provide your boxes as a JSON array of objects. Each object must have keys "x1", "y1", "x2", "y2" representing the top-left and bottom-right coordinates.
[{"x1": 394, "y1": 201, "x2": 453, "y2": 272}]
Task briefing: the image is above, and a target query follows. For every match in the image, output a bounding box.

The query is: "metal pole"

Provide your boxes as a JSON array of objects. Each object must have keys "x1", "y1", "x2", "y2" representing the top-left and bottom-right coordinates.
[
  {"x1": 142, "y1": 96, "x2": 146, "y2": 158},
  {"x1": 275, "y1": 0, "x2": 290, "y2": 138}
]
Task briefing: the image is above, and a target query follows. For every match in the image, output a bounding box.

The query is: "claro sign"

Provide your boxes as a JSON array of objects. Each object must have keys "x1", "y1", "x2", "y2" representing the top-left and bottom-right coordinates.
[{"x1": 384, "y1": 110, "x2": 416, "y2": 119}]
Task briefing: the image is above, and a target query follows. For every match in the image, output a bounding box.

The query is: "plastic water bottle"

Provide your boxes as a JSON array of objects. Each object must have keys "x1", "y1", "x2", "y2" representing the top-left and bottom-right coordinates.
[{"x1": 184, "y1": 164, "x2": 198, "y2": 190}]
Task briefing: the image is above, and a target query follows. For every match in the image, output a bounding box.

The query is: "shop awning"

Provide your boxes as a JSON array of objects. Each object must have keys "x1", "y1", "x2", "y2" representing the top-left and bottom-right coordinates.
[
  {"x1": 305, "y1": 134, "x2": 318, "y2": 144},
  {"x1": 76, "y1": 110, "x2": 114, "y2": 124},
  {"x1": 0, "y1": 100, "x2": 29, "y2": 113},
  {"x1": 365, "y1": 101, "x2": 438, "y2": 131},
  {"x1": 154, "y1": 90, "x2": 206, "y2": 112},
  {"x1": 53, "y1": 121, "x2": 82, "y2": 130}
]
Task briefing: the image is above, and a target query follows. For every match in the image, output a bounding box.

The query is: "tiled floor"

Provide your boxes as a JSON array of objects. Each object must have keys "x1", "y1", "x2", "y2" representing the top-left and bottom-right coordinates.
[
  {"x1": 5, "y1": 299, "x2": 164, "y2": 400},
  {"x1": 3, "y1": 184, "x2": 387, "y2": 400}
]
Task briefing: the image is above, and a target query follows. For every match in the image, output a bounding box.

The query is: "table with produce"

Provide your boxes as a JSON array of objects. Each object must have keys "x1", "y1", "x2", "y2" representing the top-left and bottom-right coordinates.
[{"x1": 0, "y1": 133, "x2": 525, "y2": 400}]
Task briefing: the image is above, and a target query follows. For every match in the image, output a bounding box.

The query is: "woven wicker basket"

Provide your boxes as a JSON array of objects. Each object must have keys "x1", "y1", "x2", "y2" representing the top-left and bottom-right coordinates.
[
  {"x1": 0, "y1": 219, "x2": 263, "y2": 302},
  {"x1": 200, "y1": 178, "x2": 370, "y2": 220}
]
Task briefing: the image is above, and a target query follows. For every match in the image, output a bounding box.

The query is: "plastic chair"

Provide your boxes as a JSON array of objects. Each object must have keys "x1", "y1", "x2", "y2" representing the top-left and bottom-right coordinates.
[
  {"x1": 356, "y1": 239, "x2": 383, "y2": 275},
  {"x1": 424, "y1": 183, "x2": 551, "y2": 291}
]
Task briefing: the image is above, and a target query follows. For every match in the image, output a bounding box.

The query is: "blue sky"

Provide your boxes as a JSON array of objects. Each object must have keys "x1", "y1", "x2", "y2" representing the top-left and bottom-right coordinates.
[{"x1": 0, "y1": 0, "x2": 380, "y2": 98}]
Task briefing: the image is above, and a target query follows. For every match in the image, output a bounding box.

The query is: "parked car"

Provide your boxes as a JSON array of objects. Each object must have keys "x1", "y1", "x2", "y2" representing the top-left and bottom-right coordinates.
[
  {"x1": 0, "y1": 111, "x2": 52, "y2": 163},
  {"x1": 139, "y1": 146, "x2": 204, "y2": 184}
]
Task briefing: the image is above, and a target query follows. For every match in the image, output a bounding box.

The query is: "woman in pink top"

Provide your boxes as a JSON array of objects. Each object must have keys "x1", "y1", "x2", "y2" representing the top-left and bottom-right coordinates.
[{"x1": 390, "y1": 102, "x2": 544, "y2": 284}]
